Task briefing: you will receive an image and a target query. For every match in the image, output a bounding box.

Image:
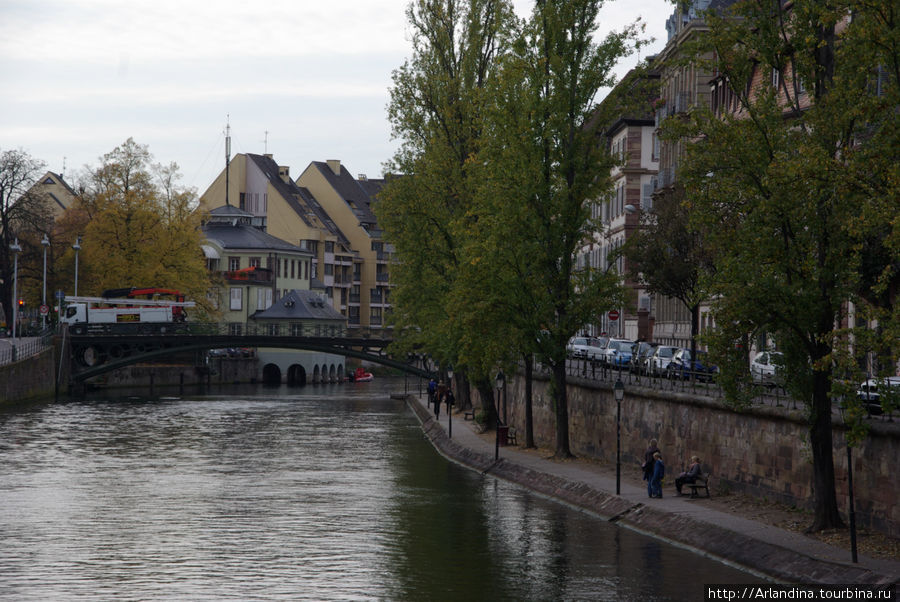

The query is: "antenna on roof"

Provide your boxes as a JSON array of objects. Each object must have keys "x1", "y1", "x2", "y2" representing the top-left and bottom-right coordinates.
[
  {"x1": 225, "y1": 115, "x2": 231, "y2": 206},
  {"x1": 263, "y1": 130, "x2": 269, "y2": 154},
  {"x1": 62, "y1": 156, "x2": 66, "y2": 179}
]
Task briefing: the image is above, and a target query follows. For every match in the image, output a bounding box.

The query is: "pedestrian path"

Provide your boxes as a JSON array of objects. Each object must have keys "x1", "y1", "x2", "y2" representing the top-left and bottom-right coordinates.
[{"x1": 409, "y1": 394, "x2": 900, "y2": 586}]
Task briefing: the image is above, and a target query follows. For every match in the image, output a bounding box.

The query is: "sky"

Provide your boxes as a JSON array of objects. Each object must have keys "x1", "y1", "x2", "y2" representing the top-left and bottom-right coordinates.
[{"x1": 0, "y1": 0, "x2": 673, "y2": 195}]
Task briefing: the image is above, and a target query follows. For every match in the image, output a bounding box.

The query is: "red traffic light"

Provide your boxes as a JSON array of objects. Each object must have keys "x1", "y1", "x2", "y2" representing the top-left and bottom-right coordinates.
[{"x1": 17, "y1": 299, "x2": 24, "y2": 307}]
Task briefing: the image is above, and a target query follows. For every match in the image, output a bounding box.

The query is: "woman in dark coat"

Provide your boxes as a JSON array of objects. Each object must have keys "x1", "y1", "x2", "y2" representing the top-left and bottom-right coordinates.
[{"x1": 649, "y1": 452, "x2": 665, "y2": 498}]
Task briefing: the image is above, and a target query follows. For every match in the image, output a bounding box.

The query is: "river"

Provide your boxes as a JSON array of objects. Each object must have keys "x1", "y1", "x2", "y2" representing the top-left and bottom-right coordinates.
[{"x1": 0, "y1": 379, "x2": 762, "y2": 600}]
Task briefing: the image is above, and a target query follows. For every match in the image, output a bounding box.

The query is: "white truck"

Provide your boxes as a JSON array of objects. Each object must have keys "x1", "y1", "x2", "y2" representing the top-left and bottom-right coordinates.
[{"x1": 62, "y1": 296, "x2": 195, "y2": 335}]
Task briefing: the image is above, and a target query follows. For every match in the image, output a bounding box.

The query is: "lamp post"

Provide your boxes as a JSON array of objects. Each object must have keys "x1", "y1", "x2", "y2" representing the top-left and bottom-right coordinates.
[
  {"x1": 41, "y1": 234, "x2": 50, "y2": 330},
  {"x1": 494, "y1": 370, "x2": 505, "y2": 461},
  {"x1": 447, "y1": 367, "x2": 454, "y2": 439},
  {"x1": 72, "y1": 236, "x2": 81, "y2": 296},
  {"x1": 614, "y1": 377, "x2": 624, "y2": 495},
  {"x1": 837, "y1": 401, "x2": 858, "y2": 563},
  {"x1": 10, "y1": 238, "x2": 22, "y2": 340}
]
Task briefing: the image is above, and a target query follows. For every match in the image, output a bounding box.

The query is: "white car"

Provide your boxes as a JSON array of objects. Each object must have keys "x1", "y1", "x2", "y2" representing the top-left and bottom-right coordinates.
[
  {"x1": 647, "y1": 345, "x2": 679, "y2": 377},
  {"x1": 856, "y1": 377, "x2": 900, "y2": 415},
  {"x1": 750, "y1": 351, "x2": 784, "y2": 386},
  {"x1": 566, "y1": 336, "x2": 604, "y2": 360}
]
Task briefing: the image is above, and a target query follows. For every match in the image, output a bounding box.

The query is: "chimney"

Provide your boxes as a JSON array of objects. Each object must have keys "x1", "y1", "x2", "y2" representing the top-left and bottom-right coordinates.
[
  {"x1": 326, "y1": 159, "x2": 341, "y2": 175},
  {"x1": 279, "y1": 166, "x2": 290, "y2": 183},
  {"x1": 358, "y1": 174, "x2": 367, "y2": 181}
]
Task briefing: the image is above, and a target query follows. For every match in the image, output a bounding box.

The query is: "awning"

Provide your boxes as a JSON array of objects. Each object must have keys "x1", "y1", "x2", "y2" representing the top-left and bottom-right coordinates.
[{"x1": 201, "y1": 244, "x2": 220, "y2": 259}]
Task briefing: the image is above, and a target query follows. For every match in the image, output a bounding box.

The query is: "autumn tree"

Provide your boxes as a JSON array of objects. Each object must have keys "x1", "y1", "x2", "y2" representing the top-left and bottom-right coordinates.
[
  {"x1": 72, "y1": 138, "x2": 213, "y2": 313},
  {"x1": 669, "y1": 0, "x2": 900, "y2": 532}
]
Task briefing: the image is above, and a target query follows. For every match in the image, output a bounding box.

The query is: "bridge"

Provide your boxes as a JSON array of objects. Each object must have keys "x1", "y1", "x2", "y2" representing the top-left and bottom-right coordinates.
[{"x1": 64, "y1": 323, "x2": 432, "y2": 384}]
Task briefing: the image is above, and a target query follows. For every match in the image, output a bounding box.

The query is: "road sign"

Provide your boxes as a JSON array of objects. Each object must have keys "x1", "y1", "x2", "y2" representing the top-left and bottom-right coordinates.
[
  {"x1": 55, "y1": 290, "x2": 65, "y2": 300},
  {"x1": 40, "y1": 304, "x2": 50, "y2": 315},
  {"x1": 608, "y1": 309, "x2": 620, "y2": 321}
]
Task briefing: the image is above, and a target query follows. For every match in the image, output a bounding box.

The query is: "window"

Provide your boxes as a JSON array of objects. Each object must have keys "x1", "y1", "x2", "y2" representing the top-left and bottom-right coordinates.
[
  {"x1": 291, "y1": 260, "x2": 295, "y2": 279},
  {"x1": 229, "y1": 256, "x2": 240, "y2": 271},
  {"x1": 652, "y1": 133, "x2": 659, "y2": 162},
  {"x1": 771, "y1": 67, "x2": 780, "y2": 89},
  {"x1": 239, "y1": 192, "x2": 246, "y2": 210},
  {"x1": 324, "y1": 264, "x2": 334, "y2": 276},
  {"x1": 325, "y1": 241, "x2": 334, "y2": 253},
  {"x1": 267, "y1": 323, "x2": 279, "y2": 336},
  {"x1": 249, "y1": 257, "x2": 261, "y2": 268},
  {"x1": 230, "y1": 288, "x2": 242, "y2": 310},
  {"x1": 304, "y1": 260, "x2": 309, "y2": 280}
]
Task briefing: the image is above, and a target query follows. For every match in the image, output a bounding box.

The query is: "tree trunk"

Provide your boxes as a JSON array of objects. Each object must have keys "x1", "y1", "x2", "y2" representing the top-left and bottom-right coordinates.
[
  {"x1": 475, "y1": 380, "x2": 499, "y2": 430},
  {"x1": 551, "y1": 361, "x2": 573, "y2": 458},
  {"x1": 523, "y1": 353, "x2": 535, "y2": 448},
  {"x1": 807, "y1": 365, "x2": 845, "y2": 532}
]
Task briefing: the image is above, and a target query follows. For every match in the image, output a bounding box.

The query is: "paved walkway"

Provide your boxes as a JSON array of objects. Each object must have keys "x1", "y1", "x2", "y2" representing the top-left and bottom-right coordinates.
[{"x1": 407, "y1": 393, "x2": 900, "y2": 586}]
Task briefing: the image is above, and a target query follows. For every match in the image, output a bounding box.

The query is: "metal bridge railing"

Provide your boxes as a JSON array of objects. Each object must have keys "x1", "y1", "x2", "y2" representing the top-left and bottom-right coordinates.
[{"x1": 0, "y1": 329, "x2": 54, "y2": 366}]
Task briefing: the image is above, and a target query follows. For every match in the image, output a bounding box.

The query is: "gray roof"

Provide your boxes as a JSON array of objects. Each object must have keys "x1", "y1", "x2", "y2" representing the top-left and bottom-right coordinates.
[
  {"x1": 202, "y1": 221, "x2": 312, "y2": 255},
  {"x1": 252, "y1": 289, "x2": 345, "y2": 321},
  {"x1": 247, "y1": 154, "x2": 352, "y2": 247},
  {"x1": 311, "y1": 161, "x2": 381, "y2": 228}
]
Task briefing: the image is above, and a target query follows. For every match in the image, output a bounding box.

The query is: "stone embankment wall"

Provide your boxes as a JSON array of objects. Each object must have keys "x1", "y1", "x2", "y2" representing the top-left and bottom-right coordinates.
[
  {"x1": 0, "y1": 346, "x2": 57, "y2": 403},
  {"x1": 488, "y1": 373, "x2": 899, "y2": 538}
]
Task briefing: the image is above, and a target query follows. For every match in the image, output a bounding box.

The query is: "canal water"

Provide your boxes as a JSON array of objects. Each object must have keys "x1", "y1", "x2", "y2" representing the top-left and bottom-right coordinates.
[{"x1": 0, "y1": 379, "x2": 762, "y2": 600}]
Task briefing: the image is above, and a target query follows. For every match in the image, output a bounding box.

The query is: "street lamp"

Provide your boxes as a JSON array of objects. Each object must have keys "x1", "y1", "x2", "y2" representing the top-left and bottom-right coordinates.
[
  {"x1": 10, "y1": 238, "x2": 22, "y2": 340},
  {"x1": 41, "y1": 234, "x2": 50, "y2": 330},
  {"x1": 837, "y1": 401, "x2": 859, "y2": 563},
  {"x1": 447, "y1": 366, "x2": 454, "y2": 439},
  {"x1": 494, "y1": 370, "x2": 505, "y2": 461},
  {"x1": 614, "y1": 377, "x2": 625, "y2": 495},
  {"x1": 72, "y1": 236, "x2": 81, "y2": 296}
]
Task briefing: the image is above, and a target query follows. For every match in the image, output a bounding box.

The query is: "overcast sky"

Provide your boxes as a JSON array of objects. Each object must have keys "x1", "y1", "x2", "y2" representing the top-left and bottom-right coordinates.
[{"x1": 1, "y1": 0, "x2": 673, "y2": 194}]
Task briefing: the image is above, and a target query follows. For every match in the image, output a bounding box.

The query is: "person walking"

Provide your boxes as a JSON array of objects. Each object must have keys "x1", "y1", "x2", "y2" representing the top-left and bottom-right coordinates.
[
  {"x1": 427, "y1": 378, "x2": 437, "y2": 407},
  {"x1": 445, "y1": 388, "x2": 455, "y2": 415},
  {"x1": 649, "y1": 452, "x2": 665, "y2": 498},
  {"x1": 434, "y1": 382, "x2": 445, "y2": 419}
]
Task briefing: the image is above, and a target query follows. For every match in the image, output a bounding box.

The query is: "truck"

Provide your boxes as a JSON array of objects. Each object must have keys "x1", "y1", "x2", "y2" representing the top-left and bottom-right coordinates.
[{"x1": 62, "y1": 295, "x2": 195, "y2": 335}]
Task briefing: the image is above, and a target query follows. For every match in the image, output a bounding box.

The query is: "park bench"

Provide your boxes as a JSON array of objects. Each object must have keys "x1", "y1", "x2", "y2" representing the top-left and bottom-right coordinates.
[{"x1": 683, "y1": 473, "x2": 711, "y2": 498}]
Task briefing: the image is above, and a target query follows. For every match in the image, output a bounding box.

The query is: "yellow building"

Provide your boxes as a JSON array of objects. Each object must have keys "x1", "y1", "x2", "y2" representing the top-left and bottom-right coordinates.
[{"x1": 200, "y1": 154, "x2": 390, "y2": 329}]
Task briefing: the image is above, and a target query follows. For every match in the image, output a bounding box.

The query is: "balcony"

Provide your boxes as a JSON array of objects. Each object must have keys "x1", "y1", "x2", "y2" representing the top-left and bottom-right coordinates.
[
  {"x1": 224, "y1": 266, "x2": 273, "y2": 284},
  {"x1": 376, "y1": 272, "x2": 390, "y2": 283}
]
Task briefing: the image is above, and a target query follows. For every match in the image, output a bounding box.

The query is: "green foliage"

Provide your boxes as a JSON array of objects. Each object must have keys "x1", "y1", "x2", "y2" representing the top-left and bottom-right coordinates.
[{"x1": 667, "y1": 0, "x2": 900, "y2": 530}]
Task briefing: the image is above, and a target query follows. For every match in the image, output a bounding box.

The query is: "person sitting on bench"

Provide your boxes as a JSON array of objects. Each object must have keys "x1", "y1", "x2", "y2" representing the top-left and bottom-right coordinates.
[{"x1": 675, "y1": 456, "x2": 702, "y2": 495}]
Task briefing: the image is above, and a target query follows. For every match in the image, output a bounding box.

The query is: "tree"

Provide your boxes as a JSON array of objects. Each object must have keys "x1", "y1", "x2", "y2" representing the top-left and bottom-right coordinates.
[
  {"x1": 0, "y1": 148, "x2": 53, "y2": 327},
  {"x1": 377, "y1": 0, "x2": 517, "y2": 401},
  {"x1": 671, "y1": 0, "x2": 900, "y2": 532},
  {"x1": 473, "y1": 0, "x2": 641, "y2": 457},
  {"x1": 73, "y1": 139, "x2": 213, "y2": 311}
]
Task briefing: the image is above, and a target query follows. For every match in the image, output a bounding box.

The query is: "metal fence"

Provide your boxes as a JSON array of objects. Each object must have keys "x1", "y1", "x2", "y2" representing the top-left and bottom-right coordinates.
[{"x1": 0, "y1": 330, "x2": 54, "y2": 366}]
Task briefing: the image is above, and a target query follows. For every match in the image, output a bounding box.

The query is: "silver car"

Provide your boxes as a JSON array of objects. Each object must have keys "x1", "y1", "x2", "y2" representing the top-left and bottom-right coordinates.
[{"x1": 647, "y1": 345, "x2": 679, "y2": 377}]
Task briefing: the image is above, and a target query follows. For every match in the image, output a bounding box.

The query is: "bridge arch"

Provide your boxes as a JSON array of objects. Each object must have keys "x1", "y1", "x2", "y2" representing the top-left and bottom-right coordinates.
[
  {"x1": 287, "y1": 364, "x2": 307, "y2": 386},
  {"x1": 262, "y1": 363, "x2": 282, "y2": 385}
]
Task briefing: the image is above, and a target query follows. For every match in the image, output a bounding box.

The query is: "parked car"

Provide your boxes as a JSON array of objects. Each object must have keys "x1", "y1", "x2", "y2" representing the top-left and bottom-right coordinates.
[
  {"x1": 750, "y1": 351, "x2": 784, "y2": 386},
  {"x1": 631, "y1": 342, "x2": 658, "y2": 374},
  {"x1": 566, "y1": 336, "x2": 604, "y2": 360},
  {"x1": 647, "y1": 345, "x2": 679, "y2": 377},
  {"x1": 666, "y1": 348, "x2": 718, "y2": 381},
  {"x1": 600, "y1": 338, "x2": 634, "y2": 368},
  {"x1": 856, "y1": 377, "x2": 900, "y2": 415}
]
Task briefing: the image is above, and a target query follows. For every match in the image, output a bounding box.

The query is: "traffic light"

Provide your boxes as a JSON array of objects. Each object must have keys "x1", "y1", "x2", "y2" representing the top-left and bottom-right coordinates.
[{"x1": 17, "y1": 299, "x2": 24, "y2": 309}]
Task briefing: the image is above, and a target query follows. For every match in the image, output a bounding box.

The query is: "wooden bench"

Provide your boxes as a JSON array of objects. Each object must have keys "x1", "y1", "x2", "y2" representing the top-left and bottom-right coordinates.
[
  {"x1": 463, "y1": 409, "x2": 476, "y2": 420},
  {"x1": 683, "y1": 473, "x2": 711, "y2": 498}
]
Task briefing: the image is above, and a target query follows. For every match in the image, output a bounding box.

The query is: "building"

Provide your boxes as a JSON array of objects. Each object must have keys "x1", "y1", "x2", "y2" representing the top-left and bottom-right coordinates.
[
  {"x1": 201, "y1": 205, "x2": 346, "y2": 383},
  {"x1": 647, "y1": 0, "x2": 737, "y2": 347},
  {"x1": 199, "y1": 154, "x2": 390, "y2": 329},
  {"x1": 250, "y1": 289, "x2": 348, "y2": 385},
  {"x1": 580, "y1": 66, "x2": 660, "y2": 342},
  {"x1": 296, "y1": 161, "x2": 392, "y2": 329},
  {"x1": 202, "y1": 205, "x2": 314, "y2": 330}
]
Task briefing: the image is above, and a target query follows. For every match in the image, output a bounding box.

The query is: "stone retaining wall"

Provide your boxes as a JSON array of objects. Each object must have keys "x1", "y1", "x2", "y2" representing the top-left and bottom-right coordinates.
[
  {"x1": 483, "y1": 374, "x2": 899, "y2": 539},
  {"x1": 0, "y1": 346, "x2": 57, "y2": 404}
]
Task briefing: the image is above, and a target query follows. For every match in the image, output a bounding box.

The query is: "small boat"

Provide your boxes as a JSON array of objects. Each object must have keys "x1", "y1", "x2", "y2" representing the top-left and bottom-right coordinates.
[{"x1": 349, "y1": 367, "x2": 374, "y2": 382}]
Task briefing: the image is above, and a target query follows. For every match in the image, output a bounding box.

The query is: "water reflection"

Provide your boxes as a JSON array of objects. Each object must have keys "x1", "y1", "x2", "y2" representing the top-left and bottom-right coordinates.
[{"x1": 0, "y1": 382, "x2": 761, "y2": 600}]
